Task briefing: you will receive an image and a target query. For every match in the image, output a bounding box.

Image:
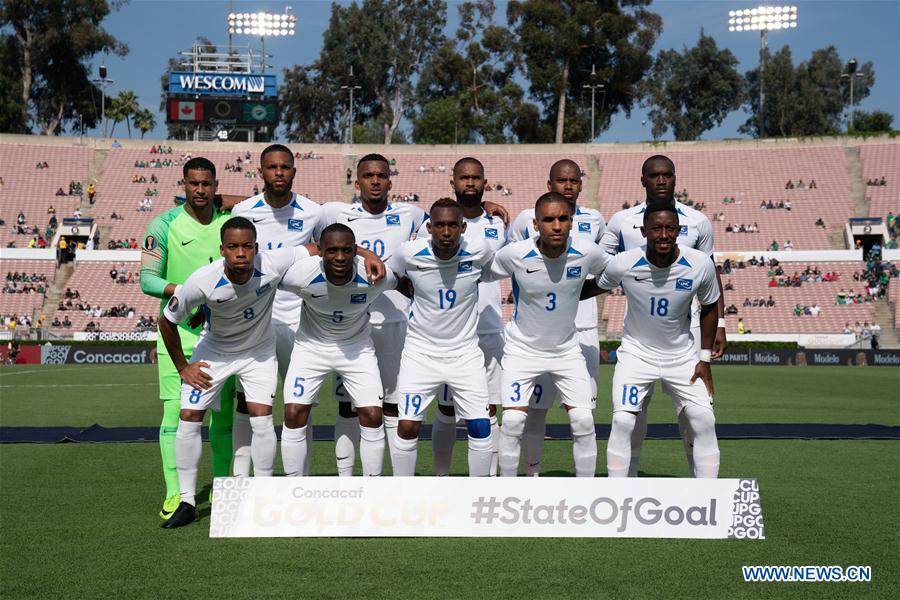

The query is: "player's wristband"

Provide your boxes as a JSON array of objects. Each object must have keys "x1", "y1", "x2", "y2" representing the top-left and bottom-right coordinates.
[
  {"x1": 698, "y1": 349, "x2": 713, "y2": 363},
  {"x1": 717, "y1": 318, "x2": 726, "y2": 329}
]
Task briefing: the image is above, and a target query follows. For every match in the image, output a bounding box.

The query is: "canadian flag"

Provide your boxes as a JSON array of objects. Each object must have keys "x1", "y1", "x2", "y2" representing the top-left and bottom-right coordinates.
[{"x1": 169, "y1": 100, "x2": 204, "y2": 122}]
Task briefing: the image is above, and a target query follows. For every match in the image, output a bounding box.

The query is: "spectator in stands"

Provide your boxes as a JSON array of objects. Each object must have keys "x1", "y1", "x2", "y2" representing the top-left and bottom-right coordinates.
[
  {"x1": 766, "y1": 296, "x2": 776, "y2": 307},
  {"x1": 51, "y1": 316, "x2": 61, "y2": 327},
  {"x1": 768, "y1": 277, "x2": 777, "y2": 288},
  {"x1": 85, "y1": 321, "x2": 97, "y2": 332},
  {"x1": 17, "y1": 211, "x2": 26, "y2": 226},
  {"x1": 55, "y1": 187, "x2": 65, "y2": 196},
  {"x1": 725, "y1": 304, "x2": 738, "y2": 315},
  {"x1": 815, "y1": 217, "x2": 826, "y2": 228},
  {"x1": 87, "y1": 182, "x2": 96, "y2": 204},
  {"x1": 109, "y1": 266, "x2": 118, "y2": 281},
  {"x1": 784, "y1": 199, "x2": 791, "y2": 211},
  {"x1": 111, "y1": 140, "x2": 121, "y2": 149},
  {"x1": 724, "y1": 279, "x2": 734, "y2": 291},
  {"x1": 725, "y1": 223, "x2": 733, "y2": 233},
  {"x1": 878, "y1": 176, "x2": 886, "y2": 186},
  {"x1": 62, "y1": 315, "x2": 72, "y2": 328},
  {"x1": 785, "y1": 180, "x2": 794, "y2": 190},
  {"x1": 793, "y1": 304, "x2": 802, "y2": 317},
  {"x1": 770, "y1": 240, "x2": 779, "y2": 251},
  {"x1": 737, "y1": 318, "x2": 749, "y2": 334},
  {"x1": 809, "y1": 179, "x2": 817, "y2": 189}
]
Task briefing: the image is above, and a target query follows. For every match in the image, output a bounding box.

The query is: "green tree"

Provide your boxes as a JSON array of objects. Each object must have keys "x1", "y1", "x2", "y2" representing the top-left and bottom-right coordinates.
[
  {"x1": 507, "y1": 0, "x2": 661, "y2": 143},
  {"x1": 280, "y1": 0, "x2": 446, "y2": 144},
  {"x1": 741, "y1": 45, "x2": 874, "y2": 137},
  {"x1": 0, "y1": 34, "x2": 26, "y2": 133},
  {"x1": 0, "y1": 0, "x2": 127, "y2": 134},
  {"x1": 114, "y1": 89, "x2": 139, "y2": 138},
  {"x1": 106, "y1": 94, "x2": 124, "y2": 137},
  {"x1": 851, "y1": 110, "x2": 893, "y2": 133},
  {"x1": 639, "y1": 30, "x2": 743, "y2": 140},
  {"x1": 133, "y1": 107, "x2": 156, "y2": 139}
]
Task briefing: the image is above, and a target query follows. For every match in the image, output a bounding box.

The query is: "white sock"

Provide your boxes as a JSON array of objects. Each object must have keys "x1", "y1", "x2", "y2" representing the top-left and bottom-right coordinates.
[
  {"x1": 499, "y1": 410, "x2": 527, "y2": 477},
  {"x1": 431, "y1": 412, "x2": 457, "y2": 476},
  {"x1": 677, "y1": 408, "x2": 696, "y2": 477},
  {"x1": 359, "y1": 425, "x2": 385, "y2": 476},
  {"x1": 489, "y1": 414, "x2": 500, "y2": 477},
  {"x1": 303, "y1": 411, "x2": 314, "y2": 476},
  {"x1": 280, "y1": 424, "x2": 307, "y2": 477},
  {"x1": 607, "y1": 412, "x2": 637, "y2": 478},
  {"x1": 629, "y1": 407, "x2": 649, "y2": 477},
  {"x1": 392, "y1": 435, "x2": 417, "y2": 476},
  {"x1": 334, "y1": 414, "x2": 359, "y2": 477},
  {"x1": 232, "y1": 412, "x2": 252, "y2": 477},
  {"x1": 383, "y1": 413, "x2": 399, "y2": 467},
  {"x1": 568, "y1": 407, "x2": 597, "y2": 477},
  {"x1": 683, "y1": 405, "x2": 720, "y2": 478},
  {"x1": 467, "y1": 434, "x2": 493, "y2": 477},
  {"x1": 249, "y1": 415, "x2": 276, "y2": 477},
  {"x1": 175, "y1": 419, "x2": 202, "y2": 506},
  {"x1": 522, "y1": 408, "x2": 548, "y2": 477}
]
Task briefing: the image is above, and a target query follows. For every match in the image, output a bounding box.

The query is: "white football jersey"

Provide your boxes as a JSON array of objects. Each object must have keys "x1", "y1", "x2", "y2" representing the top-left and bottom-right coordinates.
[
  {"x1": 280, "y1": 255, "x2": 396, "y2": 345},
  {"x1": 232, "y1": 192, "x2": 325, "y2": 324},
  {"x1": 597, "y1": 246, "x2": 720, "y2": 358},
  {"x1": 164, "y1": 247, "x2": 307, "y2": 353},
  {"x1": 509, "y1": 205, "x2": 606, "y2": 330},
  {"x1": 391, "y1": 236, "x2": 493, "y2": 355},
  {"x1": 599, "y1": 201, "x2": 714, "y2": 256},
  {"x1": 490, "y1": 238, "x2": 610, "y2": 357},
  {"x1": 321, "y1": 201, "x2": 426, "y2": 324},
  {"x1": 418, "y1": 211, "x2": 507, "y2": 335}
]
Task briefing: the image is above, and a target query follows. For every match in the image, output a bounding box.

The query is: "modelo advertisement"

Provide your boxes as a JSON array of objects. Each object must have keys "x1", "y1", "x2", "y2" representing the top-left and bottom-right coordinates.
[{"x1": 596, "y1": 348, "x2": 899, "y2": 366}]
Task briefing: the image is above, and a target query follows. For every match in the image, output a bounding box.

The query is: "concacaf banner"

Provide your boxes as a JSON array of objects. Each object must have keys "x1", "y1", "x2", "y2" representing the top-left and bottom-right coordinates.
[{"x1": 210, "y1": 477, "x2": 764, "y2": 539}]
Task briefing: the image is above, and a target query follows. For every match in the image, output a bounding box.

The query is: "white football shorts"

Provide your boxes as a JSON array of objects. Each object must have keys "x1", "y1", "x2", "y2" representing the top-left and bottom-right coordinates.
[
  {"x1": 397, "y1": 349, "x2": 490, "y2": 422},
  {"x1": 284, "y1": 337, "x2": 383, "y2": 408},
  {"x1": 527, "y1": 328, "x2": 600, "y2": 409},
  {"x1": 502, "y1": 346, "x2": 595, "y2": 410},
  {"x1": 611, "y1": 348, "x2": 713, "y2": 415},
  {"x1": 334, "y1": 320, "x2": 406, "y2": 406},
  {"x1": 181, "y1": 338, "x2": 277, "y2": 410}
]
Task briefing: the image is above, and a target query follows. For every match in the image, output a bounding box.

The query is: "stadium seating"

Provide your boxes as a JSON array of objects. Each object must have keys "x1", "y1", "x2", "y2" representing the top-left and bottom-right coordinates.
[
  {"x1": 0, "y1": 143, "x2": 92, "y2": 248},
  {"x1": 0, "y1": 259, "x2": 57, "y2": 321},
  {"x1": 596, "y1": 147, "x2": 853, "y2": 251},
  {"x1": 859, "y1": 143, "x2": 899, "y2": 221},
  {"x1": 47, "y1": 261, "x2": 158, "y2": 333}
]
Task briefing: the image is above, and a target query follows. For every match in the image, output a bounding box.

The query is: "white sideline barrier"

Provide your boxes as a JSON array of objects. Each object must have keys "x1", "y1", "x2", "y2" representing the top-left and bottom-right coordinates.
[{"x1": 210, "y1": 476, "x2": 765, "y2": 539}]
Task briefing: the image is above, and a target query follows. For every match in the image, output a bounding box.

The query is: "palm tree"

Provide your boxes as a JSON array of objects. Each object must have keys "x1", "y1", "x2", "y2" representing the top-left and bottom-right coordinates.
[
  {"x1": 133, "y1": 108, "x2": 156, "y2": 139},
  {"x1": 106, "y1": 96, "x2": 124, "y2": 137},
  {"x1": 115, "y1": 90, "x2": 140, "y2": 138}
]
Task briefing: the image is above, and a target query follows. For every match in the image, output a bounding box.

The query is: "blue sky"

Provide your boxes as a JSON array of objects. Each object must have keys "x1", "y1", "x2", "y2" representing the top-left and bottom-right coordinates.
[{"x1": 90, "y1": 0, "x2": 900, "y2": 142}]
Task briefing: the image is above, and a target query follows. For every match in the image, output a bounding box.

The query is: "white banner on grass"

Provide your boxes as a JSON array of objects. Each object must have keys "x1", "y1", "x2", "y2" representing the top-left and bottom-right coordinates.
[{"x1": 209, "y1": 477, "x2": 765, "y2": 539}]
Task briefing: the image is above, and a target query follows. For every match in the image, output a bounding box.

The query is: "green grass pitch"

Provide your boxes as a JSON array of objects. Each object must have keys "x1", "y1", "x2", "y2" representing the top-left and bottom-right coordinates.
[{"x1": 1, "y1": 364, "x2": 898, "y2": 598}]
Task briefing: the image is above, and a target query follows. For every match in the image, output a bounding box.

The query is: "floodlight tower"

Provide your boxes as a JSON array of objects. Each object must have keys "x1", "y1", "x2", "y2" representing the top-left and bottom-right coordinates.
[
  {"x1": 582, "y1": 64, "x2": 605, "y2": 142},
  {"x1": 727, "y1": 5, "x2": 799, "y2": 138},
  {"x1": 341, "y1": 66, "x2": 362, "y2": 145},
  {"x1": 91, "y1": 63, "x2": 115, "y2": 138},
  {"x1": 227, "y1": 9, "x2": 297, "y2": 72},
  {"x1": 841, "y1": 57, "x2": 864, "y2": 132}
]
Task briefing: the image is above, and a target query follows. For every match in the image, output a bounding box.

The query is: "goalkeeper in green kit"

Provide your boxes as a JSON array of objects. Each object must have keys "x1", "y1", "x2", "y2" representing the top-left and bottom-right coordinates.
[{"x1": 141, "y1": 157, "x2": 235, "y2": 519}]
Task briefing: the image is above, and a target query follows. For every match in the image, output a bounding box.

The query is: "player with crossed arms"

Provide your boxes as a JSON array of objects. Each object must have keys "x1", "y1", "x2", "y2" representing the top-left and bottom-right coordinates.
[
  {"x1": 593, "y1": 203, "x2": 721, "y2": 479},
  {"x1": 158, "y1": 217, "x2": 309, "y2": 528},
  {"x1": 490, "y1": 192, "x2": 611, "y2": 477},
  {"x1": 279, "y1": 224, "x2": 397, "y2": 477},
  {"x1": 390, "y1": 198, "x2": 495, "y2": 476}
]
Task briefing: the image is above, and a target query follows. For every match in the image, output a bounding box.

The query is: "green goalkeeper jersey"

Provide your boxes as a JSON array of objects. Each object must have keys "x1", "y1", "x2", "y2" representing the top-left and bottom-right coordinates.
[{"x1": 140, "y1": 204, "x2": 231, "y2": 354}]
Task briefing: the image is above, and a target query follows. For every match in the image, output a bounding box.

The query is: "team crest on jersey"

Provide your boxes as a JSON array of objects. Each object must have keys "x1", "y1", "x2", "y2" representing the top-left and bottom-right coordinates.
[
  {"x1": 167, "y1": 296, "x2": 179, "y2": 311},
  {"x1": 676, "y1": 278, "x2": 693, "y2": 291},
  {"x1": 679, "y1": 225, "x2": 688, "y2": 236},
  {"x1": 288, "y1": 219, "x2": 304, "y2": 231},
  {"x1": 143, "y1": 235, "x2": 157, "y2": 250},
  {"x1": 458, "y1": 261, "x2": 473, "y2": 273},
  {"x1": 350, "y1": 293, "x2": 367, "y2": 304},
  {"x1": 385, "y1": 214, "x2": 400, "y2": 226},
  {"x1": 484, "y1": 228, "x2": 498, "y2": 239},
  {"x1": 256, "y1": 282, "x2": 272, "y2": 296},
  {"x1": 566, "y1": 266, "x2": 582, "y2": 279},
  {"x1": 578, "y1": 222, "x2": 591, "y2": 233}
]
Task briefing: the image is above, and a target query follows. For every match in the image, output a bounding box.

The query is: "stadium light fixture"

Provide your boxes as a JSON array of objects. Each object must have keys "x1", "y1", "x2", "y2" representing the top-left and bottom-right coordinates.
[
  {"x1": 227, "y1": 9, "x2": 296, "y2": 72},
  {"x1": 841, "y1": 57, "x2": 864, "y2": 132},
  {"x1": 91, "y1": 63, "x2": 115, "y2": 138},
  {"x1": 727, "y1": 5, "x2": 799, "y2": 137}
]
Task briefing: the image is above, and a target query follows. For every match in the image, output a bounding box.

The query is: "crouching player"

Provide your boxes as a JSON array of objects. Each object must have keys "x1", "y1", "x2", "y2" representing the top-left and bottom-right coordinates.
[
  {"x1": 158, "y1": 217, "x2": 309, "y2": 528},
  {"x1": 278, "y1": 224, "x2": 397, "y2": 477},
  {"x1": 390, "y1": 199, "x2": 495, "y2": 476},
  {"x1": 595, "y1": 203, "x2": 721, "y2": 478}
]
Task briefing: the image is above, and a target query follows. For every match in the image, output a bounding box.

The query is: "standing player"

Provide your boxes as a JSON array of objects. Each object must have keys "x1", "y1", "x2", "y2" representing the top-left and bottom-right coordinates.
[
  {"x1": 230, "y1": 144, "x2": 325, "y2": 477},
  {"x1": 141, "y1": 157, "x2": 235, "y2": 519},
  {"x1": 599, "y1": 154, "x2": 726, "y2": 477},
  {"x1": 430, "y1": 157, "x2": 506, "y2": 476},
  {"x1": 490, "y1": 192, "x2": 610, "y2": 477},
  {"x1": 391, "y1": 199, "x2": 494, "y2": 476},
  {"x1": 320, "y1": 154, "x2": 427, "y2": 474},
  {"x1": 507, "y1": 159, "x2": 606, "y2": 476},
  {"x1": 159, "y1": 217, "x2": 306, "y2": 528},
  {"x1": 279, "y1": 224, "x2": 397, "y2": 477},
  {"x1": 595, "y1": 204, "x2": 721, "y2": 479}
]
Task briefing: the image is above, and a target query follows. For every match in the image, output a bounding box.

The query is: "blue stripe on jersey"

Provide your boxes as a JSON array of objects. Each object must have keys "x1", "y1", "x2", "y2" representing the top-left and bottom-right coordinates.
[
  {"x1": 523, "y1": 227, "x2": 530, "y2": 239},
  {"x1": 677, "y1": 256, "x2": 692, "y2": 267},
  {"x1": 252, "y1": 199, "x2": 265, "y2": 208},
  {"x1": 409, "y1": 220, "x2": 415, "y2": 239},
  {"x1": 632, "y1": 256, "x2": 649, "y2": 268},
  {"x1": 290, "y1": 198, "x2": 303, "y2": 210},
  {"x1": 309, "y1": 273, "x2": 327, "y2": 285},
  {"x1": 566, "y1": 246, "x2": 583, "y2": 256},
  {"x1": 214, "y1": 276, "x2": 229, "y2": 289},
  {"x1": 618, "y1": 230, "x2": 625, "y2": 252},
  {"x1": 414, "y1": 246, "x2": 431, "y2": 257},
  {"x1": 252, "y1": 268, "x2": 265, "y2": 277},
  {"x1": 511, "y1": 274, "x2": 520, "y2": 320},
  {"x1": 458, "y1": 248, "x2": 472, "y2": 256},
  {"x1": 676, "y1": 208, "x2": 686, "y2": 216},
  {"x1": 201, "y1": 304, "x2": 212, "y2": 330},
  {"x1": 353, "y1": 273, "x2": 370, "y2": 286},
  {"x1": 523, "y1": 248, "x2": 538, "y2": 259}
]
